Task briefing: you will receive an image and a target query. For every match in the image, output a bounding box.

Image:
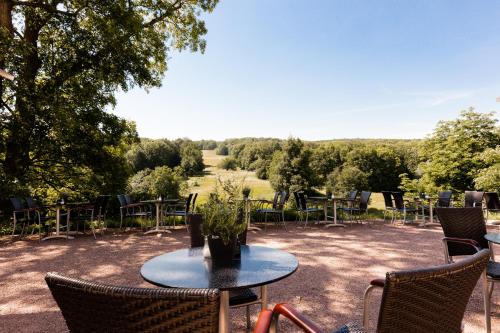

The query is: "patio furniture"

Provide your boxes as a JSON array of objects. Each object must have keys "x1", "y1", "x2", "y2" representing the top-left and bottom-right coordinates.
[
  {"x1": 42, "y1": 203, "x2": 72, "y2": 241},
  {"x1": 391, "y1": 192, "x2": 418, "y2": 224},
  {"x1": 45, "y1": 272, "x2": 220, "y2": 333},
  {"x1": 255, "y1": 191, "x2": 288, "y2": 230},
  {"x1": 253, "y1": 248, "x2": 490, "y2": 333},
  {"x1": 68, "y1": 195, "x2": 110, "y2": 238},
  {"x1": 340, "y1": 191, "x2": 371, "y2": 224},
  {"x1": 381, "y1": 191, "x2": 396, "y2": 222},
  {"x1": 140, "y1": 198, "x2": 178, "y2": 235},
  {"x1": 26, "y1": 197, "x2": 53, "y2": 238},
  {"x1": 297, "y1": 192, "x2": 322, "y2": 228},
  {"x1": 117, "y1": 194, "x2": 152, "y2": 230},
  {"x1": 10, "y1": 197, "x2": 42, "y2": 239},
  {"x1": 484, "y1": 192, "x2": 500, "y2": 223},
  {"x1": 191, "y1": 192, "x2": 199, "y2": 213},
  {"x1": 164, "y1": 193, "x2": 194, "y2": 229},
  {"x1": 464, "y1": 190, "x2": 484, "y2": 208},
  {"x1": 436, "y1": 207, "x2": 496, "y2": 333},
  {"x1": 141, "y1": 245, "x2": 298, "y2": 333},
  {"x1": 188, "y1": 214, "x2": 258, "y2": 330}
]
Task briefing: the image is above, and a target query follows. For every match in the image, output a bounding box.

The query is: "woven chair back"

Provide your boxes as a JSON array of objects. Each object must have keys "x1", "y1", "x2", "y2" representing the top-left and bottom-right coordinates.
[
  {"x1": 381, "y1": 191, "x2": 394, "y2": 209},
  {"x1": 10, "y1": 197, "x2": 25, "y2": 211},
  {"x1": 377, "y1": 249, "x2": 490, "y2": 333},
  {"x1": 464, "y1": 191, "x2": 484, "y2": 208},
  {"x1": 436, "y1": 207, "x2": 488, "y2": 256},
  {"x1": 271, "y1": 191, "x2": 280, "y2": 209},
  {"x1": 437, "y1": 191, "x2": 453, "y2": 207},
  {"x1": 124, "y1": 194, "x2": 134, "y2": 205},
  {"x1": 293, "y1": 192, "x2": 301, "y2": 209},
  {"x1": 45, "y1": 272, "x2": 220, "y2": 333},
  {"x1": 298, "y1": 192, "x2": 308, "y2": 211},
  {"x1": 485, "y1": 192, "x2": 500, "y2": 210}
]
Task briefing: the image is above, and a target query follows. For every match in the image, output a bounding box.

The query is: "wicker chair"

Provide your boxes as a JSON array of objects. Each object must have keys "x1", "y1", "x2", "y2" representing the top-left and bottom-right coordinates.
[
  {"x1": 45, "y1": 272, "x2": 220, "y2": 333},
  {"x1": 253, "y1": 249, "x2": 490, "y2": 333},
  {"x1": 436, "y1": 207, "x2": 497, "y2": 333},
  {"x1": 464, "y1": 190, "x2": 484, "y2": 208}
]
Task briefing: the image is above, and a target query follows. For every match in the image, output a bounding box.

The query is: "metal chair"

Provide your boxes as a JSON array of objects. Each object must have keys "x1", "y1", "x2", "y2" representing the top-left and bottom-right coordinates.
[
  {"x1": 464, "y1": 190, "x2": 484, "y2": 208},
  {"x1": 297, "y1": 192, "x2": 322, "y2": 228},
  {"x1": 484, "y1": 192, "x2": 500, "y2": 223},
  {"x1": 381, "y1": 191, "x2": 396, "y2": 222},
  {"x1": 255, "y1": 191, "x2": 288, "y2": 230},
  {"x1": 117, "y1": 194, "x2": 152, "y2": 230},
  {"x1": 253, "y1": 249, "x2": 490, "y2": 333},
  {"x1": 391, "y1": 192, "x2": 418, "y2": 224},
  {"x1": 436, "y1": 207, "x2": 497, "y2": 333},
  {"x1": 10, "y1": 197, "x2": 43, "y2": 239},
  {"x1": 69, "y1": 195, "x2": 110, "y2": 238},
  {"x1": 341, "y1": 191, "x2": 371, "y2": 224},
  {"x1": 45, "y1": 272, "x2": 220, "y2": 333},
  {"x1": 164, "y1": 193, "x2": 194, "y2": 229}
]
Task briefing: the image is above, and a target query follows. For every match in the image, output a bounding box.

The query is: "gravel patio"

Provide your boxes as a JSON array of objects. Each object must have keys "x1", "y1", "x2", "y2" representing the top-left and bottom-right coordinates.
[{"x1": 1, "y1": 222, "x2": 499, "y2": 332}]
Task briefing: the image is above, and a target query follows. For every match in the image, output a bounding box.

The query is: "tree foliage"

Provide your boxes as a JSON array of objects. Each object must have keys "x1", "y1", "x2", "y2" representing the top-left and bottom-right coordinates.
[
  {"x1": 419, "y1": 109, "x2": 499, "y2": 192},
  {"x1": 0, "y1": 0, "x2": 218, "y2": 200},
  {"x1": 127, "y1": 166, "x2": 184, "y2": 199}
]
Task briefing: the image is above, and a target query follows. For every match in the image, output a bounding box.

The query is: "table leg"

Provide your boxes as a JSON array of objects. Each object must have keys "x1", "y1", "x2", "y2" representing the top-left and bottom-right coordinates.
[
  {"x1": 219, "y1": 290, "x2": 230, "y2": 333},
  {"x1": 261, "y1": 285, "x2": 268, "y2": 310},
  {"x1": 325, "y1": 200, "x2": 345, "y2": 228},
  {"x1": 429, "y1": 199, "x2": 434, "y2": 224},
  {"x1": 43, "y1": 206, "x2": 73, "y2": 241},
  {"x1": 144, "y1": 202, "x2": 171, "y2": 234}
]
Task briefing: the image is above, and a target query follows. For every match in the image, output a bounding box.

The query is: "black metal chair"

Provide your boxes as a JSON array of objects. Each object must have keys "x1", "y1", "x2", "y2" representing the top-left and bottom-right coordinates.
[
  {"x1": 464, "y1": 190, "x2": 484, "y2": 208},
  {"x1": 381, "y1": 191, "x2": 396, "y2": 223},
  {"x1": 164, "y1": 193, "x2": 194, "y2": 229},
  {"x1": 191, "y1": 192, "x2": 198, "y2": 213},
  {"x1": 10, "y1": 197, "x2": 42, "y2": 238},
  {"x1": 117, "y1": 194, "x2": 152, "y2": 230},
  {"x1": 255, "y1": 191, "x2": 288, "y2": 230},
  {"x1": 436, "y1": 207, "x2": 497, "y2": 333},
  {"x1": 391, "y1": 192, "x2": 417, "y2": 224},
  {"x1": 45, "y1": 272, "x2": 220, "y2": 333},
  {"x1": 341, "y1": 191, "x2": 371, "y2": 224},
  {"x1": 253, "y1": 249, "x2": 490, "y2": 333},
  {"x1": 297, "y1": 192, "x2": 322, "y2": 228},
  {"x1": 484, "y1": 192, "x2": 500, "y2": 223},
  {"x1": 69, "y1": 195, "x2": 111, "y2": 238}
]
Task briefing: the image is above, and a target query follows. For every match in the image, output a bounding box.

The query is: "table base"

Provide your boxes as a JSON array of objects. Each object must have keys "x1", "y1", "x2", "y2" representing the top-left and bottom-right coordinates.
[
  {"x1": 248, "y1": 226, "x2": 262, "y2": 231},
  {"x1": 42, "y1": 235, "x2": 74, "y2": 241},
  {"x1": 144, "y1": 228, "x2": 172, "y2": 235}
]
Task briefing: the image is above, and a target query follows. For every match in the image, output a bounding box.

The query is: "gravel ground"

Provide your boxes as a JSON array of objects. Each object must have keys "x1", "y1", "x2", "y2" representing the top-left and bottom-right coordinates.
[{"x1": 1, "y1": 221, "x2": 499, "y2": 333}]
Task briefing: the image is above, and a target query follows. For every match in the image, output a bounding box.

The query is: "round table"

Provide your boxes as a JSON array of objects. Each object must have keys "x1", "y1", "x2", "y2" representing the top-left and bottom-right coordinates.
[
  {"x1": 141, "y1": 245, "x2": 298, "y2": 333},
  {"x1": 485, "y1": 233, "x2": 500, "y2": 244}
]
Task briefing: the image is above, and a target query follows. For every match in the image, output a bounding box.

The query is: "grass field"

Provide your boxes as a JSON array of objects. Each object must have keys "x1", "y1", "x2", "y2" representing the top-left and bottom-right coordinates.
[{"x1": 188, "y1": 150, "x2": 386, "y2": 214}]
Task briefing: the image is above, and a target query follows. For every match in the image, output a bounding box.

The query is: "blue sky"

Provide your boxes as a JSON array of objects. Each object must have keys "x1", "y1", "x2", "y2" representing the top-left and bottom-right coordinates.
[{"x1": 114, "y1": 0, "x2": 500, "y2": 140}]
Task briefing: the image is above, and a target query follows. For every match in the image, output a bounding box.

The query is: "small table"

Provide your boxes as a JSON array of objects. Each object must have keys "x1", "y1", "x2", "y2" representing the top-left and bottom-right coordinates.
[
  {"x1": 242, "y1": 198, "x2": 262, "y2": 231},
  {"x1": 312, "y1": 197, "x2": 348, "y2": 228},
  {"x1": 41, "y1": 202, "x2": 89, "y2": 241},
  {"x1": 140, "y1": 199, "x2": 180, "y2": 234},
  {"x1": 418, "y1": 196, "x2": 438, "y2": 227},
  {"x1": 141, "y1": 245, "x2": 298, "y2": 333}
]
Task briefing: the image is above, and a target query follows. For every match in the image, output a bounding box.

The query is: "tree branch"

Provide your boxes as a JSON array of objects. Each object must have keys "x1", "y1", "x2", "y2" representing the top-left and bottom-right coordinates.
[
  {"x1": 12, "y1": 0, "x2": 77, "y2": 16},
  {"x1": 143, "y1": 0, "x2": 184, "y2": 27}
]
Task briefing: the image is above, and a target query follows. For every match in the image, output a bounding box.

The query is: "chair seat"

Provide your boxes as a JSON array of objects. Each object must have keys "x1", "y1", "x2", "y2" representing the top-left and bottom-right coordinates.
[
  {"x1": 487, "y1": 261, "x2": 500, "y2": 279},
  {"x1": 332, "y1": 322, "x2": 366, "y2": 333},
  {"x1": 166, "y1": 211, "x2": 187, "y2": 216},
  {"x1": 256, "y1": 209, "x2": 280, "y2": 213},
  {"x1": 229, "y1": 288, "x2": 258, "y2": 306}
]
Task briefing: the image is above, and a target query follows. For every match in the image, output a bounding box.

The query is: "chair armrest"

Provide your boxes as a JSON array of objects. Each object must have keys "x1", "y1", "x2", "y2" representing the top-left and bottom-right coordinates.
[
  {"x1": 253, "y1": 309, "x2": 273, "y2": 333},
  {"x1": 270, "y1": 303, "x2": 324, "y2": 333},
  {"x1": 370, "y1": 278, "x2": 385, "y2": 288},
  {"x1": 442, "y1": 237, "x2": 480, "y2": 251}
]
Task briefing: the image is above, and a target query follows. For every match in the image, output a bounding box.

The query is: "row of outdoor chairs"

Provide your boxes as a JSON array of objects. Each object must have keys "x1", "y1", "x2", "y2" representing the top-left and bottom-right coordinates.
[{"x1": 10, "y1": 195, "x2": 110, "y2": 240}]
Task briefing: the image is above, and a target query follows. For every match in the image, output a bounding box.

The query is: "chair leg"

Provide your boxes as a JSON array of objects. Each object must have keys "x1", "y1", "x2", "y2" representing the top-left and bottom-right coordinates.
[
  {"x1": 483, "y1": 274, "x2": 491, "y2": 333},
  {"x1": 246, "y1": 305, "x2": 251, "y2": 330}
]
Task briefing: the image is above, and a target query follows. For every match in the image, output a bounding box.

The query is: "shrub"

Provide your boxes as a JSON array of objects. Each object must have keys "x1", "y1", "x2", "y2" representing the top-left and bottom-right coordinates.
[
  {"x1": 215, "y1": 145, "x2": 229, "y2": 155},
  {"x1": 218, "y1": 157, "x2": 237, "y2": 170}
]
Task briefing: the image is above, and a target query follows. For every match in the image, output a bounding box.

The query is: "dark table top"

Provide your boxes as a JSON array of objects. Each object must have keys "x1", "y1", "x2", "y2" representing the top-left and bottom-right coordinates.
[
  {"x1": 485, "y1": 233, "x2": 500, "y2": 244},
  {"x1": 140, "y1": 245, "x2": 298, "y2": 291}
]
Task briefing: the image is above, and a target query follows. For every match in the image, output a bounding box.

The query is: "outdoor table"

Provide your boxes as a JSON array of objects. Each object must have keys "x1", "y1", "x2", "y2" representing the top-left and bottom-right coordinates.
[
  {"x1": 41, "y1": 202, "x2": 89, "y2": 241},
  {"x1": 309, "y1": 196, "x2": 349, "y2": 229},
  {"x1": 241, "y1": 198, "x2": 266, "y2": 231},
  {"x1": 140, "y1": 199, "x2": 180, "y2": 234},
  {"x1": 141, "y1": 245, "x2": 298, "y2": 333},
  {"x1": 418, "y1": 196, "x2": 438, "y2": 227}
]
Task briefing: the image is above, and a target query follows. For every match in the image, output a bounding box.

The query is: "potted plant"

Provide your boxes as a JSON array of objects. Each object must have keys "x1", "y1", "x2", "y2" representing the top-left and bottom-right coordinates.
[{"x1": 201, "y1": 180, "x2": 246, "y2": 265}]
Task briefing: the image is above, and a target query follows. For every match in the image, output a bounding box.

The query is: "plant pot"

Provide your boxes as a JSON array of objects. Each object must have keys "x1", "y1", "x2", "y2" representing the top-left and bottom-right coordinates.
[{"x1": 207, "y1": 236, "x2": 237, "y2": 266}]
